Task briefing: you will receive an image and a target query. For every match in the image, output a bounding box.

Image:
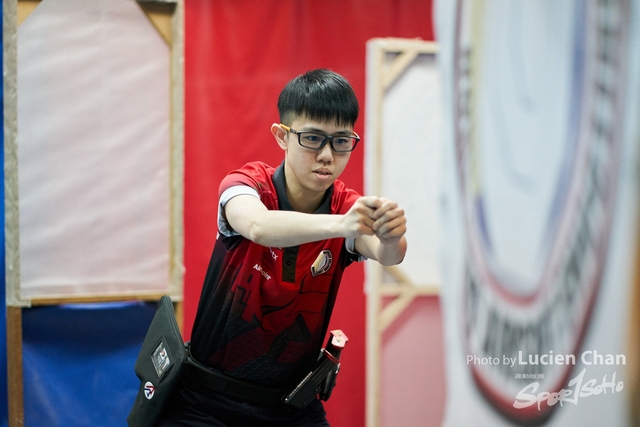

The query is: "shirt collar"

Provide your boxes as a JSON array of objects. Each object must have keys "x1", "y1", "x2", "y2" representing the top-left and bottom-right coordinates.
[{"x1": 272, "y1": 162, "x2": 334, "y2": 214}]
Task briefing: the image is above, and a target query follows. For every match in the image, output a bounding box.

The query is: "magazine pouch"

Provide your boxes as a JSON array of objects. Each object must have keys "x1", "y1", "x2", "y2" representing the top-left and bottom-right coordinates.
[{"x1": 127, "y1": 296, "x2": 186, "y2": 427}]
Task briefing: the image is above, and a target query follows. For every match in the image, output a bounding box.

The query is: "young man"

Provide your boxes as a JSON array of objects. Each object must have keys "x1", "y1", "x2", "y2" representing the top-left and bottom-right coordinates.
[{"x1": 157, "y1": 69, "x2": 406, "y2": 426}]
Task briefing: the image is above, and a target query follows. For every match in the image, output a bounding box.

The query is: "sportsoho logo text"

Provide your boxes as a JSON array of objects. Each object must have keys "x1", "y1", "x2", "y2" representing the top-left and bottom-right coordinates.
[{"x1": 453, "y1": 0, "x2": 629, "y2": 424}]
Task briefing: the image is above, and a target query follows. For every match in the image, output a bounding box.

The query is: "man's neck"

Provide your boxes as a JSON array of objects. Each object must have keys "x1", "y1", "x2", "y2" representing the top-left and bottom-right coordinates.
[
  {"x1": 286, "y1": 185, "x2": 325, "y2": 214},
  {"x1": 283, "y1": 166, "x2": 325, "y2": 213}
]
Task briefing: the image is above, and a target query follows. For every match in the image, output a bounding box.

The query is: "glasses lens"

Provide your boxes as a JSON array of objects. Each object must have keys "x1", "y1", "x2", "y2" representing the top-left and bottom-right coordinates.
[
  {"x1": 298, "y1": 133, "x2": 326, "y2": 149},
  {"x1": 331, "y1": 136, "x2": 357, "y2": 152}
]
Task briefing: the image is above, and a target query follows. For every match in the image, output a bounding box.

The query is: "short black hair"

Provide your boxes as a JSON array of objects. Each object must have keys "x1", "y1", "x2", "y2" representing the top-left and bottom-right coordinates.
[{"x1": 278, "y1": 69, "x2": 359, "y2": 127}]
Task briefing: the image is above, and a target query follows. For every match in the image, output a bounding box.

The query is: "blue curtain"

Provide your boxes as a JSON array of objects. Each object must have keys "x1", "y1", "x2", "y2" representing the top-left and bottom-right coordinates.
[{"x1": 22, "y1": 302, "x2": 156, "y2": 427}]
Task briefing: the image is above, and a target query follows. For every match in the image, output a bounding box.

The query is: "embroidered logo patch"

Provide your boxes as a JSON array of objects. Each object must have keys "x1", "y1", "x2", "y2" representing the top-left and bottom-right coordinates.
[
  {"x1": 311, "y1": 250, "x2": 333, "y2": 277},
  {"x1": 144, "y1": 382, "x2": 155, "y2": 400}
]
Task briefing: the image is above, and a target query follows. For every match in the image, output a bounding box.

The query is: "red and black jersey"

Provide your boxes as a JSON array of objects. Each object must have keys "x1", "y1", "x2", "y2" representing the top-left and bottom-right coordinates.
[{"x1": 190, "y1": 161, "x2": 363, "y2": 388}]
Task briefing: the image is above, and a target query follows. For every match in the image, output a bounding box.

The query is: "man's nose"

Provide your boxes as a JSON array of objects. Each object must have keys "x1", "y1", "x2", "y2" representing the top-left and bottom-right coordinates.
[{"x1": 316, "y1": 139, "x2": 334, "y2": 161}]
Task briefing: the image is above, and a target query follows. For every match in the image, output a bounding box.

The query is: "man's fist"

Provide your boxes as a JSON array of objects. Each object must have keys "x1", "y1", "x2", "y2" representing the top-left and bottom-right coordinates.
[{"x1": 371, "y1": 197, "x2": 406, "y2": 242}]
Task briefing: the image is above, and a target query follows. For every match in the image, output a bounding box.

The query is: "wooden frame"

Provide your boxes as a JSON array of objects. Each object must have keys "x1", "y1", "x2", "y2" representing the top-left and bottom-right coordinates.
[
  {"x1": 3, "y1": 1, "x2": 184, "y2": 425},
  {"x1": 364, "y1": 38, "x2": 439, "y2": 427}
]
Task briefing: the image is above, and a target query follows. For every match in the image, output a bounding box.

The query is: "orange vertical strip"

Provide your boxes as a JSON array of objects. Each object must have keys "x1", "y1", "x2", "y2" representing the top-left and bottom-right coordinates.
[{"x1": 7, "y1": 307, "x2": 24, "y2": 427}]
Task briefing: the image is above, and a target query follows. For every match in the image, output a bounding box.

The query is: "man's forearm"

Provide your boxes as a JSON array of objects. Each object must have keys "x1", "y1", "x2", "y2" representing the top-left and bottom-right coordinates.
[
  {"x1": 245, "y1": 210, "x2": 345, "y2": 248},
  {"x1": 355, "y1": 234, "x2": 407, "y2": 266},
  {"x1": 375, "y1": 236, "x2": 407, "y2": 266}
]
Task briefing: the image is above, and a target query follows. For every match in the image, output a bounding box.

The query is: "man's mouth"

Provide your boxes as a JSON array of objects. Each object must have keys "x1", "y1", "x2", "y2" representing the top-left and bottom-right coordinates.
[{"x1": 313, "y1": 168, "x2": 332, "y2": 179}]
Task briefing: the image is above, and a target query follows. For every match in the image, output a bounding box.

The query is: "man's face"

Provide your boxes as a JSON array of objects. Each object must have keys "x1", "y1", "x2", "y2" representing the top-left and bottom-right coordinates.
[{"x1": 281, "y1": 117, "x2": 354, "y2": 197}]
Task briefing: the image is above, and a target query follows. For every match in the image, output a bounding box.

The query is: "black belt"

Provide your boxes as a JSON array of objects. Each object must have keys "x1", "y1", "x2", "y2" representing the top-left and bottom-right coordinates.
[{"x1": 184, "y1": 356, "x2": 289, "y2": 408}]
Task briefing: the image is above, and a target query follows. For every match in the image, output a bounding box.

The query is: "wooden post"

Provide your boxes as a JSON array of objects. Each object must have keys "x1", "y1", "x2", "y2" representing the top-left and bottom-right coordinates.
[
  {"x1": 174, "y1": 300, "x2": 184, "y2": 333},
  {"x1": 366, "y1": 264, "x2": 383, "y2": 427},
  {"x1": 365, "y1": 38, "x2": 384, "y2": 427},
  {"x1": 7, "y1": 307, "x2": 24, "y2": 427}
]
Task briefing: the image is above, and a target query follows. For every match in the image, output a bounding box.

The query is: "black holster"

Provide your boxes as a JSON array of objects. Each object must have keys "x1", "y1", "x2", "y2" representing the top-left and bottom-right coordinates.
[{"x1": 282, "y1": 330, "x2": 348, "y2": 408}]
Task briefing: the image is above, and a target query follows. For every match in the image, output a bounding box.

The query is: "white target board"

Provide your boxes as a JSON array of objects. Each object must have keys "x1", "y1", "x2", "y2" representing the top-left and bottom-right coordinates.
[
  {"x1": 5, "y1": 0, "x2": 184, "y2": 304},
  {"x1": 365, "y1": 38, "x2": 443, "y2": 289}
]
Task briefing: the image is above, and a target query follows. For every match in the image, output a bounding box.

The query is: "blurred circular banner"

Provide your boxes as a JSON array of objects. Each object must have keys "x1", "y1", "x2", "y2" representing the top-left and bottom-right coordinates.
[{"x1": 452, "y1": 0, "x2": 630, "y2": 424}]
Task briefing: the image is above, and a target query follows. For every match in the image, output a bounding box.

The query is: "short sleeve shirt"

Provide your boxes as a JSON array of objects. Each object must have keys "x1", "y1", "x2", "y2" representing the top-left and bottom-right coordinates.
[{"x1": 189, "y1": 161, "x2": 363, "y2": 388}]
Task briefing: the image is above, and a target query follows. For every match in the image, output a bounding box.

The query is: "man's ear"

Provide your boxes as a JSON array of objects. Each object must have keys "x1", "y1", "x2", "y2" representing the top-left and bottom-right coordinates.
[{"x1": 271, "y1": 123, "x2": 288, "y2": 150}]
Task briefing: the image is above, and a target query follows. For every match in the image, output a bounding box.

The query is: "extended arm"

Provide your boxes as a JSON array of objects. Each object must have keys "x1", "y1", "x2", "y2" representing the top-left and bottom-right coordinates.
[{"x1": 224, "y1": 193, "x2": 382, "y2": 248}]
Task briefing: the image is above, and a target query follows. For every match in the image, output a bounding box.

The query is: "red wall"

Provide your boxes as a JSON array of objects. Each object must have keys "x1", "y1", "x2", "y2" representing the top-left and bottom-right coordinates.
[{"x1": 183, "y1": 1, "x2": 434, "y2": 425}]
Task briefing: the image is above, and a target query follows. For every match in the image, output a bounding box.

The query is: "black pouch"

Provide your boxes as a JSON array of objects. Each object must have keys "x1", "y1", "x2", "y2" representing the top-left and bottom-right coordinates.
[{"x1": 127, "y1": 296, "x2": 187, "y2": 427}]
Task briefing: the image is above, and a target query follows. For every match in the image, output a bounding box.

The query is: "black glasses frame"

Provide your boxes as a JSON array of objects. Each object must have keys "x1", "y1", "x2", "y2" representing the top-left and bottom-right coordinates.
[{"x1": 280, "y1": 124, "x2": 360, "y2": 152}]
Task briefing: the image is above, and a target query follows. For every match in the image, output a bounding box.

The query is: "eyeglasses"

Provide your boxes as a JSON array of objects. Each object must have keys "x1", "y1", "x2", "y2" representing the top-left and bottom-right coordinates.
[{"x1": 280, "y1": 124, "x2": 360, "y2": 153}]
